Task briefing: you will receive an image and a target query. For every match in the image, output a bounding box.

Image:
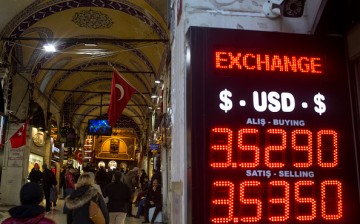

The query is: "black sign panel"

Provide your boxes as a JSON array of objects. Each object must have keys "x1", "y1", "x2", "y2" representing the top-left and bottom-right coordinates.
[{"x1": 186, "y1": 27, "x2": 360, "y2": 223}]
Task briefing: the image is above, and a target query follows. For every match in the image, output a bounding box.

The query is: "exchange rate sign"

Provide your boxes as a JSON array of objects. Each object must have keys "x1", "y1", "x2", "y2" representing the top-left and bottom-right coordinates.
[{"x1": 186, "y1": 27, "x2": 360, "y2": 223}]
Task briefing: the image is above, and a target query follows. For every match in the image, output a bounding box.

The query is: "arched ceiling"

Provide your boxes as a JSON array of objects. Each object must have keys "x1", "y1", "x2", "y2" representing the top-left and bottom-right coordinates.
[{"x1": 0, "y1": 0, "x2": 169, "y2": 137}]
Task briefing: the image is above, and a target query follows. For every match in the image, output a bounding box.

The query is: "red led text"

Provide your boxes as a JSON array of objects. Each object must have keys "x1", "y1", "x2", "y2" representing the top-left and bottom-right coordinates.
[
  {"x1": 215, "y1": 51, "x2": 323, "y2": 74},
  {"x1": 210, "y1": 128, "x2": 338, "y2": 168},
  {"x1": 211, "y1": 180, "x2": 343, "y2": 223}
]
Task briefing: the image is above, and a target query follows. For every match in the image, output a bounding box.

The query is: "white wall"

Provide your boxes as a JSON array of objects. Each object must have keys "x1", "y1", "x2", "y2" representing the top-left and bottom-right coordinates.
[
  {"x1": 185, "y1": 0, "x2": 325, "y2": 34},
  {"x1": 0, "y1": 123, "x2": 28, "y2": 205}
]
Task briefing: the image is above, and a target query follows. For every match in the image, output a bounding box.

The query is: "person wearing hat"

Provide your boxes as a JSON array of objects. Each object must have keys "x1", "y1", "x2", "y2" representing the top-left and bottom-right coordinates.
[
  {"x1": 2, "y1": 182, "x2": 55, "y2": 224},
  {"x1": 28, "y1": 163, "x2": 43, "y2": 185}
]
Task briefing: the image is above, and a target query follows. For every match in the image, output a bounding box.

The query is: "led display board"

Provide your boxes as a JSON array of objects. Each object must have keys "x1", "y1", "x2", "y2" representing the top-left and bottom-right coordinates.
[
  {"x1": 186, "y1": 27, "x2": 360, "y2": 223},
  {"x1": 88, "y1": 119, "x2": 112, "y2": 136}
]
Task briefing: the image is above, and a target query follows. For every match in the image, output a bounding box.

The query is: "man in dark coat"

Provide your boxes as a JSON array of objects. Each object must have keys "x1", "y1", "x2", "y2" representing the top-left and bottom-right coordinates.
[
  {"x1": 42, "y1": 163, "x2": 57, "y2": 212},
  {"x1": 103, "y1": 172, "x2": 132, "y2": 223},
  {"x1": 95, "y1": 166, "x2": 108, "y2": 191}
]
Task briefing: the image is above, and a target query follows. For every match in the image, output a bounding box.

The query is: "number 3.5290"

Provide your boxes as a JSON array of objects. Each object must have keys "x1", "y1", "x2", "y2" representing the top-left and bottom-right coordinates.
[{"x1": 210, "y1": 128, "x2": 338, "y2": 169}]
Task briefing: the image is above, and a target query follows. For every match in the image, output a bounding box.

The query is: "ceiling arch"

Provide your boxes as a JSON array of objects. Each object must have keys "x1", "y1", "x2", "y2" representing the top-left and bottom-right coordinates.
[{"x1": 0, "y1": 0, "x2": 169, "y2": 140}]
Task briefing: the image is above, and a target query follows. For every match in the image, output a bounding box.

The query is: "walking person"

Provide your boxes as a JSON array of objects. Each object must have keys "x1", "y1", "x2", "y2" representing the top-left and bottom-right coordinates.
[
  {"x1": 42, "y1": 163, "x2": 57, "y2": 212},
  {"x1": 124, "y1": 167, "x2": 139, "y2": 217},
  {"x1": 95, "y1": 166, "x2": 108, "y2": 191},
  {"x1": 28, "y1": 163, "x2": 42, "y2": 185},
  {"x1": 59, "y1": 165, "x2": 67, "y2": 198},
  {"x1": 2, "y1": 182, "x2": 55, "y2": 224},
  {"x1": 88, "y1": 171, "x2": 107, "y2": 203},
  {"x1": 65, "y1": 173, "x2": 109, "y2": 224},
  {"x1": 103, "y1": 172, "x2": 132, "y2": 224},
  {"x1": 63, "y1": 166, "x2": 76, "y2": 214}
]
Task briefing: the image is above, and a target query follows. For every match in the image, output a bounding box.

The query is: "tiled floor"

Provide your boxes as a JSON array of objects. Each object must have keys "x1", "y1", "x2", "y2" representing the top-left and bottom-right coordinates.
[{"x1": 0, "y1": 198, "x2": 145, "y2": 224}]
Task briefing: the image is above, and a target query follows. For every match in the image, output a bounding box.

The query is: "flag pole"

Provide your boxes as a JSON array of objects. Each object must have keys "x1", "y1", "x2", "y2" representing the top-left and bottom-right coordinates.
[{"x1": 108, "y1": 63, "x2": 157, "y2": 107}]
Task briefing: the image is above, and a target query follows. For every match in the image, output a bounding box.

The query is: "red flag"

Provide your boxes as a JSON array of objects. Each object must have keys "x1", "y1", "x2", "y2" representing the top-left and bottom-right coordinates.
[
  {"x1": 108, "y1": 71, "x2": 136, "y2": 126},
  {"x1": 10, "y1": 122, "x2": 27, "y2": 148}
]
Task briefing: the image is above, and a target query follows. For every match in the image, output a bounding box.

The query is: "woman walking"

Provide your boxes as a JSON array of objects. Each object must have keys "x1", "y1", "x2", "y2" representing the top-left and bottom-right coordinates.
[{"x1": 65, "y1": 173, "x2": 109, "y2": 224}]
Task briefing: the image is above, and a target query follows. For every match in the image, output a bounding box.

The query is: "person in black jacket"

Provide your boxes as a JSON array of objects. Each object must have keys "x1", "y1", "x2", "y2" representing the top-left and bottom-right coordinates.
[
  {"x1": 59, "y1": 166, "x2": 66, "y2": 198},
  {"x1": 103, "y1": 172, "x2": 132, "y2": 224},
  {"x1": 139, "y1": 169, "x2": 148, "y2": 189},
  {"x1": 28, "y1": 163, "x2": 42, "y2": 185},
  {"x1": 143, "y1": 178, "x2": 162, "y2": 223},
  {"x1": 2, "y1": 182, "x2": 55, "y2": 224},
  {"x1": 124, "y1": 167, "x2": 139, "y2": 217},
  {"x1": 66, "y1": 173, "x2": 109, "y2": 224},
  {"x1": 42, "y1": 163, "x2": 57, "y2": 212},
  {"x1": 95, "y1": 166, "x2": 108, "y2": 191}
]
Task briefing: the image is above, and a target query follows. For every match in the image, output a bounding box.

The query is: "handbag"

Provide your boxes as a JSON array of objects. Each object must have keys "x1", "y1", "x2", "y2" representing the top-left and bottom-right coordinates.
[{"x1": 89, "y1": 194, "x2": 105, "y2": 224}]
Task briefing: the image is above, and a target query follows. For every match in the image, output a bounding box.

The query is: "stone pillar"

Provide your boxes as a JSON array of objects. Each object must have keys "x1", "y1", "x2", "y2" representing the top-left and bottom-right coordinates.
[
  {"x1": 0, "y1": 123, "x2": 29, "y2": 205},
  {"x1": 0, "y1": 73, "x2": 31, "y2": 205}
]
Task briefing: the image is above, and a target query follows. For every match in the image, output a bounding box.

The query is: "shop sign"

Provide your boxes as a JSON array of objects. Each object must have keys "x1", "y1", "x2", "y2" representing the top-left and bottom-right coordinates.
[
  {"x1": 150, "y1": 143, "x2": 160, "y2": 151},
  {"x1": 8, "y1": 148, "x2": 23, "y2": 167}
]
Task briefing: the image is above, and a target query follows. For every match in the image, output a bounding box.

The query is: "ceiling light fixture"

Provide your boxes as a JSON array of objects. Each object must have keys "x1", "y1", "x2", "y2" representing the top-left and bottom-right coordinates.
[
  {"x1": 84, "y1": 43, "x2": 98, "y2": 47},
  {"x1": 155, "y1": 79, "x2": 164, "y2": 84},
  {"x1": 151, "y1": 87, "x2": 158, "y2": 99},
  {"x1": 151, "y1": 93, "x2": 158, "y2": 99},
  {"x1": 43, "y1": 44, "x2": 56, "y2": 52}
]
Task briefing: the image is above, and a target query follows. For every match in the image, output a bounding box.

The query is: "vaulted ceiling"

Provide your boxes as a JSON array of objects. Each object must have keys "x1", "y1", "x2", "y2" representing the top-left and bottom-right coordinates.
[
  {"x1": 0, "y1": 0, "x2": 169, "y2": 139},
  {"x1": 1, "y1": 0, "x2": 359, "y2": 141}
]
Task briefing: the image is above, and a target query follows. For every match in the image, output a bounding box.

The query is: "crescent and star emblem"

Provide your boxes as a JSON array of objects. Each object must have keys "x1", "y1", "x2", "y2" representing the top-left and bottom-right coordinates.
[{"x1": 115, "y1": 84, "x2": 125, "y2": 101}]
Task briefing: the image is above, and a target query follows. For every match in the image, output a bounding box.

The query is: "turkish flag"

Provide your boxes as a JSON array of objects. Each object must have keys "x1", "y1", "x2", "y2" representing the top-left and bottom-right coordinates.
[
  {"x1": 108, "y1": 71, "x2": 136, "y2": 126},
  {"x1": 10, "y1": 122, "x2": 28, "y2": 149}
]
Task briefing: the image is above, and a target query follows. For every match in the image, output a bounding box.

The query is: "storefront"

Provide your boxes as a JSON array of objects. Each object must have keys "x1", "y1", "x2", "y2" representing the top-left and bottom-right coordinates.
[{"x1": 28, "y1": 127, "x2": 46, "y2": 175}]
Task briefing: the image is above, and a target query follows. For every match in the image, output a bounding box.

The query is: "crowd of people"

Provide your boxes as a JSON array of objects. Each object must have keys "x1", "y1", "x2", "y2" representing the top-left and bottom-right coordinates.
[{"x1": 3, "y1": 163, "x2": 163, "y2": 224}]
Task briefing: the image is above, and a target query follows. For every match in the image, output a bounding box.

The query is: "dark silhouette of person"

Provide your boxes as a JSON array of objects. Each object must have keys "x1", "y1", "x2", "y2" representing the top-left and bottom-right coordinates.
[
  {"x1": 42, "y1": 163, "x2": 57, "y2": 212},
  {"x1": 2, "y1": 182, "x2": 55, "y2": 223},
  {"x1": 28, "y1": 163, "x2": 42, "y2": 184},
  {"x1": 143, "y1": 178, "x2": 162, "y2": 223}
]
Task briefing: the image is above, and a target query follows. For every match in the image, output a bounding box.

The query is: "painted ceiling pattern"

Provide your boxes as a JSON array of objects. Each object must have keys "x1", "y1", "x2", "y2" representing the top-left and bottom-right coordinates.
[{"x1": 72, "y1": 9, "x2": 114, "y2": 29}]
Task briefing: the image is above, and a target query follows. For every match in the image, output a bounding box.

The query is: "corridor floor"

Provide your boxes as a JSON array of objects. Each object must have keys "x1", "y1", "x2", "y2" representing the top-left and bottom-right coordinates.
[{"x1": 0, "y1": 198, "x2": 144, "y2": 224}]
